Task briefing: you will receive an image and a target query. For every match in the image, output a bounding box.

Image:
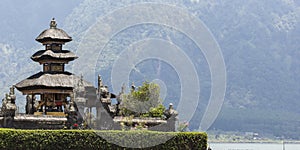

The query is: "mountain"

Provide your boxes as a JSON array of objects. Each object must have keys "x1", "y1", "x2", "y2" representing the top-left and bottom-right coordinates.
[{"x1": 0, "y1": 0, "x2": 299, "y2": 139}]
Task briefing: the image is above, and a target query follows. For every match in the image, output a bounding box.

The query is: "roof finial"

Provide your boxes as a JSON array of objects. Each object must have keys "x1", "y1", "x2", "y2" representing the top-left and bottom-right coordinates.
[{"x1": 50, "y1": 18, "x2": 57, "y2": 29}]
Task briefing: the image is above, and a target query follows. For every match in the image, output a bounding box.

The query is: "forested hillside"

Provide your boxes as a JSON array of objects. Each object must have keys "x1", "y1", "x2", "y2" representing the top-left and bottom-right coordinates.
[{"x1": 0, "y1": 0, "x2": 299, "y2": 139}]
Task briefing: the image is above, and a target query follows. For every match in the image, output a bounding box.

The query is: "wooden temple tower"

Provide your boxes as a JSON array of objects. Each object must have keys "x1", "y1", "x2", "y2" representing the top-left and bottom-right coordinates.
[{"x1": 15, "y1": 18, "x2": 92, "y2": 117}]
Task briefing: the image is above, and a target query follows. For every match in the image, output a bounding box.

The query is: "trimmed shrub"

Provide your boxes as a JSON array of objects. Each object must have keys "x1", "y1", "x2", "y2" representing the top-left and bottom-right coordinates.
[{"x1": 0, "y1": 129, "x2": 207, "y2": 150}]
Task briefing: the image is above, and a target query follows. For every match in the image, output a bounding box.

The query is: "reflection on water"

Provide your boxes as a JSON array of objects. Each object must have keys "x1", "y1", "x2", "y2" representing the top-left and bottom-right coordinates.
[{"x1": 209, "y1": 143, "x2": 300, "y2": 150}]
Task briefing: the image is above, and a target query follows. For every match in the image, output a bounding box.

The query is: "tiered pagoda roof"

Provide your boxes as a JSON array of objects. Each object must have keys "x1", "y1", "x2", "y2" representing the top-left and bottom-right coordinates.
[
  {"x1": 15, "y1": 18, "x2": 92, "y2": 95},
  {"x1": 15, "y1": 72, "x2": 92, "y2": 94},
  {"x1": 35, "y1": 18, "x2": 72, "y2": 43},
  {"x1": 31, "y1": 50, "x2": 77, "y2": 63}
]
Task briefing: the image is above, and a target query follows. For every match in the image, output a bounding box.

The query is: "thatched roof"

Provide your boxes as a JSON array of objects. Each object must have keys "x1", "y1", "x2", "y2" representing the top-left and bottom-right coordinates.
[
  {"x1": 36, "y1": 28, "x2": 72, "y2": 43},
  {"x1": 36, "y1": 19, "x2": 72, "y2": 43},
  {"x1": 15, "y1": 72, "x2": 93, "y2": 92},
  {"x1": 31, "y1": 50, "x2": 78, "y2": 62}
]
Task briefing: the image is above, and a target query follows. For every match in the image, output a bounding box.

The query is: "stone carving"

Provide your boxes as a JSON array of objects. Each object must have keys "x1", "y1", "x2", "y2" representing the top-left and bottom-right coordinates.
[
  {"x1": 1, "y1": 94, "x2": 8, "y2": 109},
  {"x1": 2, "y1": 86, "x2": 17, "y2": 111},
  {"x1": 131, "y1": 82, "x2": 136, "y2": 92},
  {"x1": 1, "y1": 86, "x2": 17, "y2": 128},
  {"x1": 164, "y1": 103, "x2": 178, "y2": 119}
]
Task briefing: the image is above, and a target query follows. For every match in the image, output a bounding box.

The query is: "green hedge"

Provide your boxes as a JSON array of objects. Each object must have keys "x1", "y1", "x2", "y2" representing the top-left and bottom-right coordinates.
[{"x1": 0, "y1": 129, "x2": 207, "y2": 150}]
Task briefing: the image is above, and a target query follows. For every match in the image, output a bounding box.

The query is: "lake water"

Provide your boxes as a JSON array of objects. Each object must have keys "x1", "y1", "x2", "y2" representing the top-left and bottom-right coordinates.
[{"x1": 209, "y1": 143, "x2": 300, "y2": 150}]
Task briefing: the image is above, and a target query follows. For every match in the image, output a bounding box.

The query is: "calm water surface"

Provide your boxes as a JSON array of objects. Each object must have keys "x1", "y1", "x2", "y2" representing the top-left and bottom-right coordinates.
[{"x1": 209, "y1": 143, "x2": 300, "y2": 150}]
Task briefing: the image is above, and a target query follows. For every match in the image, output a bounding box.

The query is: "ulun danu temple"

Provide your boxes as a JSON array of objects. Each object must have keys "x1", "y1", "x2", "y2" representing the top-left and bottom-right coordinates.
[{"x1": 0, "y1": 18, "x2": 178, "y2": 131}]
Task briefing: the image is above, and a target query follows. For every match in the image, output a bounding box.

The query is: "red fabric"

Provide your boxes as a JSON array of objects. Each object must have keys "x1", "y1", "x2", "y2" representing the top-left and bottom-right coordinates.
[{"x1": 55, "y1": 101, "x2": 63, "y2": 106}]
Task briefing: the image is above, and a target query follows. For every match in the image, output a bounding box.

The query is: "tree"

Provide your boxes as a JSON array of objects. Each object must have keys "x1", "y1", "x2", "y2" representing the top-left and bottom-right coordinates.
[{"x1": 119, "y1": 82, "x2": 165, "y2": 118}]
